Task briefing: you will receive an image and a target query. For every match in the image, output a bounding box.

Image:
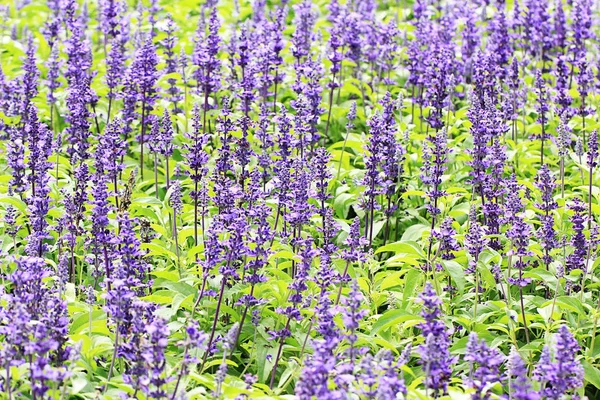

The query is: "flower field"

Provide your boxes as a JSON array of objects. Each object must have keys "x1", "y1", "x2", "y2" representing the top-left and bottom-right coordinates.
[{"x1": 1, "y1": 0, "x2": 599, "y2": 398}]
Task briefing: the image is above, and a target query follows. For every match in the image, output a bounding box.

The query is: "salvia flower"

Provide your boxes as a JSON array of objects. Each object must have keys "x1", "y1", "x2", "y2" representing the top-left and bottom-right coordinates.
[
  {"x1": 290, "y1": 0, "x2": 316, "y2": 61},
  {"x1": 565, "y1": 198, "x2": 587, "y2": 273},
  {"x1": 507, "y1": 347, "x2": 539, "y2": 400},
  {"x1": 193, "y1": 7, "x2": 222, "y2": 100},
  {"x1": 465, "y1": 210, "x2": 489, "y2": 274},
  {"x1": 421, "y1": 128, "x2": 449, "y2": 218},
  {"x1": 506, "y1": 215, "x2": 533, "y2": 287},
  {"x1": 433, "y1": 217, "x2": 460, "y2": 262},
  {"x1": 588, "y1": 130, "x2": 599, "y2": 169},
  {"x1": 533, "y1": 325, "x2": 584, "y2": 399},
  {"x1": 417, "y1": 282, "x2": 455, "y2": 396},
  {"x1": 44, "y1": 45, "x2": 62, "y2": 107},
  {"x1": 535, "y1": 165, "x2": 558, "y2": 267},
  {"x1": 464, "y1": 333, "x2": 505, "y2": 400}
]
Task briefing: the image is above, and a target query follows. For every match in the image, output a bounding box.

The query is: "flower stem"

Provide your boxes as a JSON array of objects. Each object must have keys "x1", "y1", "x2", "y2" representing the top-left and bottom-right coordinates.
[{"x1": 104, "y1": 325, "x2": 119, "y2": 394}]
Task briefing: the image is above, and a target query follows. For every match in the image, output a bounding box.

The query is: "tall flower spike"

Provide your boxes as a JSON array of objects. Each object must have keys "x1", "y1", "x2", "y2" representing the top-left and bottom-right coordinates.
[
  {"x1": 417, "y1": 282, "x2": 455, "y2": 396},
  {"x1": 588, "y1": 130, "x2": 599, "y2": 170},
  {"x1": 433, "y1": 217, "x2": 460, "y2": 263},
  {"x1": 566, "y1": 198, "x2": 587, "y2": 275},
  {"x1": 129, "y1": 36, "x2": 160, "y2": 179},
  {"x1": 20, "y1": 34, "x2": 39, "y2": 119},
  {"x1": 464, "y1": 333, "x2": 505, "y2": 400},
  {"x1": 45, "y1": 45, "x2": 62, "y2": 109},
  {"x1": 506, "y1": 215, "x2": 533, "y2": 287},
  {"x1": 290, "y1": 0, "x2": 316, "y2": 61},
  {"x1": 465, "y1": 209, "x2": 489, "y2": 274},
  {"x1": 421, "y1": 128, "x2": 449, "y2": 219},
  {"x1": 534, "y1": 325, "x2": 584, "y2": 398},
  {"x1": 193, "y1": 7, "x2": 222, "y2": 100},
  {"x1": 507, "y1": 347, "x2": 539, "y2": 400},
  {"x1": 534, "y1": 70, "x2": 549, "y2": 164},
  {"x1": 535, "y1": 165, "x2": 558, "y2": 268},
  {"x1": 162, "y1": 14, "x2": 183, "y2": 113}
]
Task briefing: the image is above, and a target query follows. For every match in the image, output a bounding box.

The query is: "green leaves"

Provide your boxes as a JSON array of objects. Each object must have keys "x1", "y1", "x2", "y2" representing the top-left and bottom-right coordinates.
[{"x1": 371, "y1": 309, "x2": 422, "y2": 336}]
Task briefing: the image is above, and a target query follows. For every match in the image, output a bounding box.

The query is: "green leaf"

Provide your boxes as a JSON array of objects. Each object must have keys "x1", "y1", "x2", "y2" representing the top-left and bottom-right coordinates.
[
  {"x1": 401, "y1": 224, "x2": 430, "y2": 241},
  {"x1": 442, "y1": 260, "x2": 465, "y2": 292},
  {"x1": 380, "y1": 271, "x2": 404, "y2": 291},
  {"x1": 403, "y1": 269, "x2": 421, "y2": 303},
  {"x1": 153, "y1": 278, "x2": 197, "y2": 297},
  {"x1": 375, "y1": 240, "x2": 425, "y2": 258},
  {"x1": 141, "y1": 243, "x2": 177, "y2": 259},
  {"x1": 523, "y1": 268, "x2": 558, "y2": 290},
  {"x1": 371, "y1": 310, "x2": 421, "y2": 335},
  {"x1": 478, "y1": 260, "x2": 497, "y2": 289},
  {"x1": 583, "y1": 361, "x2": 600, "y2": 389},
  {"x1": 554, "y1": 296, "x2": 585, "y2": 315}
]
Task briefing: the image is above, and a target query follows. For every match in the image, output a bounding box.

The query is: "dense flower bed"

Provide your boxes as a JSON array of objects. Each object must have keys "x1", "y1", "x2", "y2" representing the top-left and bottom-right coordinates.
[{"x1": 0, "y1": 0, "x2": 598, "y2": 398}]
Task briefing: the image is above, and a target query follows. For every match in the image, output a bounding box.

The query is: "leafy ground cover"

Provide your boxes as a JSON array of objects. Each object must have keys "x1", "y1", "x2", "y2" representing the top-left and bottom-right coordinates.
[{"x1": 0, "y1": 0, "x2": 599, "y2": 398}]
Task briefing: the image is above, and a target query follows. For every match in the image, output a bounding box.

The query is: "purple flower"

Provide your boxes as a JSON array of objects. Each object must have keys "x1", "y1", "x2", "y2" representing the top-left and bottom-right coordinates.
[
  {"x1": 464, "y1": 333, "x2": 505, "y2": 400},
  {"x1": 140, "y1": 316, "x2": 170, "y2": 398},
  {"x1": 42, "y1": 0, "x2": 62, "y2": 47},
  {"x1": 566, "y1": 198, "x2": 587, "y2": 273},
  {"x1": 433, "y1": 217, "x2": 460, "y2": 261},
  {"x1": 185, "y1": 104, "x2": 210, "y2": 194},
  {"x1": 4, "y1": 206, "x2": 20, "y2": 238},
  {"x1": 576, "y1": 60, "x2": 594, "y2": 119},
  {"x1": 327, "y1": 24, "x2": 343, "y2": 85},
  {"x1": 535, "y1": 165, "x2": 558, "y2": 267},
  {"x1": 88, "y1": 169, "x2": 112, "y2": 273},
  {"x1": 421, "y1": 128, "x2": 449, "y2": 218},
  {"x1": 292, "y1": 57, "x2": 324, "y2": 148},
  {"x1": 554, "y1": 55, "x2": 573, "y2": 119},
  {"x1": 295, "y1": 296, "x2": 341, "y2": 399},
  {"x1": 170, "y1": 180, "x2": 183, "y2": 215},
  {"x1": 150, "y1": 109, "x2": 174, "y2": 157},
  {"x1": 502, "y1": 175, "x2": 525, "y2": 226},
  {"x1": 571, "y1": 0, "x2": 593, "y2": 64},
  {"x1": 44, "y1": 45, "x2": 62, "y2": 107},
  {"x1": 507, "y1": 347, "x2": 539, "y2": 400},
  {"x1": 557, "y1": 117, "x2": 572, "y2": 158},
  {"x1": 130, "y1": 36, "x2": 160, "y2": 115},
  {"x1": 24, "y1": 108, "x2": 53, "y2": 257},
  {"x1": 507, "y1": 215, "x2": 533, "y2": 287},
  {"x1": 465, "y1": 209, "x2": 489, "y2": 274},
  {"x1": 487, "y1": 10, "x2": 512, "y2": 72},
  {"x1": 523, "y1": 0, "x2": 552, "y2": 60},
  {"x1": 118, "y1": 301, "x2": 164, "y2": 396},
  {"x1": 553, "y1": 0, "x2": 567, "y2": 50},
  {"x1": 588, "y1": 130, "x2": 599, "y2": 169},
  {"x1": 533, "y1": 325, "x2": 584, "y2": 399},
  {"x1": 341, "y1": 217, "x2": 368, "y2": 264},
  {"x1": 0, "y1": 256, "x2": 73, "y2": 397},
  {"x1": 64, "y1": 76, "x2": 94, "y2": 162},
  {"x1": 98, "y1": 118, "x2": 127, "y2": 182},
  {"x1": 106, "y1": 35, "x2": 128, "y2": 102},
  {"x1": 291, "y1": 0, "x2": 316, "y2": 61},
  {"x1": 341, "y1": 281, "x2": 368, "y2": 362},
  {"x1": 161, "y1": 14, "x2": 183, "y2": 113},
  {"x1": 534, "y1": 70, "x2": 550, "y2": 143},
  {"x1": 112, "y1": 213, "x2": 150, "y2": 291},
  {"x1": 19, "y1": 34, "x2": 39, "y2": 118},
  {"x1": 285, "y1": 159, "x2": 313, "y2": 231},
  {"x1": 213, "y1": 323, "x2": 240, "y2": 397},
  {"x1": 417, "y1": 282, "x2": 455, "y2": 396},
  {"x1": 377, "y1": 21, "x2": 399, "y2": 85},
  {"x1": 193, "y1": 7, "x2": 221, "y2": 100},
  {"x1": 254, "y1": 103, "x2": 273, "y2": 186},
  {"x1": 99, "y1": 0, "x2": 125, "y2": 41},
  {"x1": 6, "y1": 126, "x2": 27, "y2": 194}
]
